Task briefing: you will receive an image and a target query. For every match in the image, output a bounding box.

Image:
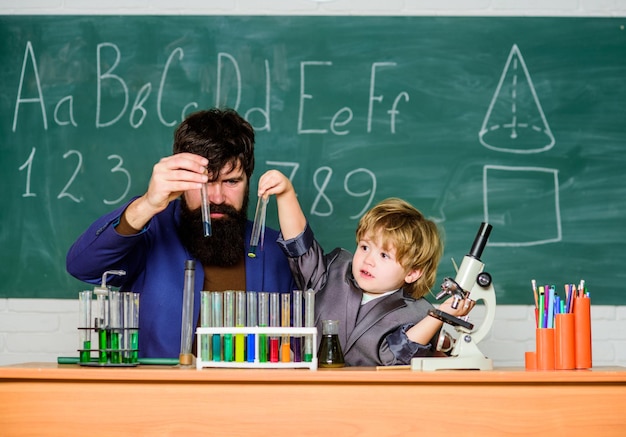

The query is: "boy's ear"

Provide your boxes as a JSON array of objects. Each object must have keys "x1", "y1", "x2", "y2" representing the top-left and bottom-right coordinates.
[{"x1": 404, "y1": 269, "x2": 422, "y2": 284}]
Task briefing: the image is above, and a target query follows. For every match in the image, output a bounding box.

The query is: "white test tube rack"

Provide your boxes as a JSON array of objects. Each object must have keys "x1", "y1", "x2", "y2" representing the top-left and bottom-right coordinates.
[{"x1": 195, "y1": 326, "x2": 318, "y2": 370}]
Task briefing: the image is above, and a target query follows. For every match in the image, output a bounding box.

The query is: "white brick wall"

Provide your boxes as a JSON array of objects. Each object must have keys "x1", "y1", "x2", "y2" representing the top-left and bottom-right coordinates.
[
  {"x1": 1, "y1": 299, "x2": 624, "y2": 367},
  {"x1": 1, "y1": 0, "x2": 626, "y2": 16},
  {"x1": 1, "y1": 1, "x2": 624, "y2": 367}
]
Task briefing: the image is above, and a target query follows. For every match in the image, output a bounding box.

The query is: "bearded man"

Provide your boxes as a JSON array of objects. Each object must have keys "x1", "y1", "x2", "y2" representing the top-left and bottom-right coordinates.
[{"x1": 67, "y1": 109, "x2": 295, "y2": 358}]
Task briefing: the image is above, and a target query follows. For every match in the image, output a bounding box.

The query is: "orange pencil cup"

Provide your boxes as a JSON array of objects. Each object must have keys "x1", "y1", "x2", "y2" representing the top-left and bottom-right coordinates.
[
  {"x1": 574, "y1": 297, "x2": 592, "y2": 369},
  {"x1": 555, "y1": 313, "x2": 576, "y2": 370},
  {"x1": 535, "y1": 328, "x2": 555, "y2": 370},
  {"x1": 525, "y1": 351, "x2": 537, "y2": 370}
]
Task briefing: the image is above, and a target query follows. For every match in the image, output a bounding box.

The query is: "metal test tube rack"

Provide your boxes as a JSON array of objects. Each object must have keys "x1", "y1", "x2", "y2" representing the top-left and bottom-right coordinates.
[{"x1": 77, "y1": 270, "x2": 140, "y2": 367}]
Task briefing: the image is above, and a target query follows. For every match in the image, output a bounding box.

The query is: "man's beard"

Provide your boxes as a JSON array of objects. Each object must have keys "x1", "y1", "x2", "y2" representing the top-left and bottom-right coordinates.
[{"x1": 178, "y1": 196, "x2": 248, "y2": 267}]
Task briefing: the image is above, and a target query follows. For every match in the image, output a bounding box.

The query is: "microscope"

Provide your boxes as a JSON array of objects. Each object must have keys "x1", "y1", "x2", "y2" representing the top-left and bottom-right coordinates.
[{"x1": 412, "y1": 222, "x2": 495, "y2": 371}]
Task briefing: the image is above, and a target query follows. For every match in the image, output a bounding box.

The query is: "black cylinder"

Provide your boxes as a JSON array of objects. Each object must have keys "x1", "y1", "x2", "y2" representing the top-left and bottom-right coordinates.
[{"x1": 468, "y1": 222, "x2": 492, "y2": 259}]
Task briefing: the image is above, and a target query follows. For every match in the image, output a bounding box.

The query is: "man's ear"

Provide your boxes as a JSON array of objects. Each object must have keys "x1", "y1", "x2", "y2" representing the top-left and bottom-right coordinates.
[{"x1": 405, "y1": 269, "x2": 422, "y2": 284}]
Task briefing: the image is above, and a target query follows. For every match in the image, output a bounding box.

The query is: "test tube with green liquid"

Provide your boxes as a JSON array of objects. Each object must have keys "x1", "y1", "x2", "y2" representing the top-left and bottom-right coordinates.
[
  {"x1": 258, "y1": 292, "x2": 269, "y2": 363},
  {"x1": 246, "y1": 291, "x2": 257, "y2": 362},
  {"x1": 122, "y1": 292, "x2": 131, "y2": 363},
  {"x1": 78, "y1": 290, "x2": 92, "y2": 363},
  {"x1": 235, "y1": 291, "x2": 246, "y2": 362},
  {"x1": 130, "y1": 292, "x2": 139, "y2": 363},
  {"x1": 292, "y1": 290, "x2": 303, "y2": 362},
  {"x1": 248, "y1": 196, "x2": 268, "y2": 258},
  {"x1": 281, "y1": 293, "x2": 291, "y2": 362},
  {"x1": 201, "y1": 291, "x2": 212, "y2": 361},
  {"x1": 223, "y1": 291, "x2": 235, "y2": 362},
  {"x1": 211, "y1": 291, "x2": 223, "y2": 362},
  {"x1": 109, "y1": 290, "x2": 122, "y2": 364},
  {"x1": 96, "y1": 290, "x2": 108, "y2": 364},
  {"x1": 304, "y1": 289, "x2": 316, "y2": 362},
  {"x1": 269, "y1": 292, "x2": 280, "y2": 363}
]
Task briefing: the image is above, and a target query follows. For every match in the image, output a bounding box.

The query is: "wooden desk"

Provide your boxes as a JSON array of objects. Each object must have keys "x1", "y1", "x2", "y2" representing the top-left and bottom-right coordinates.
[{"x1": 1, "y1": 363, "x2": 625, "y2": 436}]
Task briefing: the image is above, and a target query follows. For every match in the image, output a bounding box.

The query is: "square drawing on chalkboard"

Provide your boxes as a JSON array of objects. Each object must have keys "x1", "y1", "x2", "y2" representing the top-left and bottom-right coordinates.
[{"x1": 483, "y1": 165, "x2": 561, "y2": 247}]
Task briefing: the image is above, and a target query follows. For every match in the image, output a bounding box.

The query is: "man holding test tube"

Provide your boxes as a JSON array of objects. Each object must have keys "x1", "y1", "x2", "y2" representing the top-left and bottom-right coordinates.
[{"x1": 66, "y1": 108, "x2": 295, "y2": 359}]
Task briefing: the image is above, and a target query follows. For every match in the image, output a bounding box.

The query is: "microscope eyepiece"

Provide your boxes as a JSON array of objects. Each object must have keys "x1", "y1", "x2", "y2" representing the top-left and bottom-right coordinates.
[{"x1": 468, "y1": 222, "x2": 492, "y2": 260}]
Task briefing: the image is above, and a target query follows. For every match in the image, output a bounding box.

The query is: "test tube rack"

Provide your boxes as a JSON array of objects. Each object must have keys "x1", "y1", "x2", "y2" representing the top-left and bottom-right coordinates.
[
  {"x1": 78, "y1": 325, "x2": 140, "y2": 367},
  {"x1": 195, "y1": 326, "x2": 318, "y2": 370},
  {"x1": 77, "y1": 270, "x2": 140, "y2": 367}
]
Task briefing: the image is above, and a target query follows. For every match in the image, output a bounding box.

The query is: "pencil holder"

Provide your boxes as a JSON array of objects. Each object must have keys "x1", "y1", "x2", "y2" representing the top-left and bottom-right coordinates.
[
  {"x1": 574, "y1": 297, "x2": 592, "y2": 369},
  {"x1": 524, "y1": 351, "x2": 537, "y2": 371},
  {"x1": 535, "y1": 328, "x2": 555, "y2": 370},
  {"x1": 555, "y1": 313, "x2": 575, "y2": 370}
]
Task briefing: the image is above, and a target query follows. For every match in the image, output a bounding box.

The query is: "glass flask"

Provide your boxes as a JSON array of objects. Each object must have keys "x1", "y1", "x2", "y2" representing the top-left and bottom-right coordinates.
[{"x1": 318, "y1": 320, "x2": 345, "y2": 368}]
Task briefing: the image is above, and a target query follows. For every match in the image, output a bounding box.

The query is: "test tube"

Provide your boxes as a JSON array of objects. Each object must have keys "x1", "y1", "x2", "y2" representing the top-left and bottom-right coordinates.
[
  {"x1": 201, "y1": 182, "x2": 212, "y2": 237},
  {"x1": 304, "y1": 289, "x2": 316, "y2": 362},
  {"x1": 122, "y1": 292, "x2": 131, "y2": 363},
  {"x1": 78, "y1": 290, "x2": 92, "y2": 364},
  {"x1": 246, "y1": 291, "x2": 258, "y2": 363},
  {"x1": 248, "y1": 196, "x2": 268, "y2": 258},
  {"x1": 223, "y1": 290, "x2": 235, "y2": 362},
  {"x1": 235, "y1": 290, "x2": 246, "y2": 362},
  {"x1": 179, "y1": 260, "x2": 195, "y2": 366},
  {"x1": 269, "y1": 292, "x2": 280, "y2": 363},
  {"x1": 291, "y1": 290, "x2": 303, "y2": 362},
  {"x1": 258, "y1": 292, "x2": 269, "y2": 363},
  {"x1": 109, "y1": 290, "x2": 122, "y2": 364},
  {"x1": 281, "y1": 293, "x2": 291, "y2": 362},
  {"x1": 211, "y1": 291, "x2": 223, "y2": 362},
  {"x1": 200, "y1": 291, "x2": 212, "y2": 362},
  {"x1": 129, "y1": 292, "x2": 140, "y2": 364},
  {"x1": 96, "y1": 289, "x2": 109, "y2": 364}
]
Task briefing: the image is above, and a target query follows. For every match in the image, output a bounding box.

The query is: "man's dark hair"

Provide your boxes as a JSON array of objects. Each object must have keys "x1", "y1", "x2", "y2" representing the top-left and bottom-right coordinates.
[{"x1": 173, "y1": 108, "x2": 255, "y2": 181}]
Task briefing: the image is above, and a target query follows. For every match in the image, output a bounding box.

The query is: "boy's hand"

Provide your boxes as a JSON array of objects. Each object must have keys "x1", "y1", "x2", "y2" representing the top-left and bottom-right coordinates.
[
  {"x1": 257, "y1": 169, "x2": 293, "y2": 199},
  {"x1": 437, "y1": 296, "x2": 475, "y2": 318},
  {"x1": 257, "y1": 169, "x2": 306, "y2": 240}
]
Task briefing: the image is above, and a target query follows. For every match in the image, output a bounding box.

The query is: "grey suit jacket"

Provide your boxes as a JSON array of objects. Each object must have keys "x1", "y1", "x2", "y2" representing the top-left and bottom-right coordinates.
[{"x1": 278, "y1": 224, "x2": 438, "y2": 366}]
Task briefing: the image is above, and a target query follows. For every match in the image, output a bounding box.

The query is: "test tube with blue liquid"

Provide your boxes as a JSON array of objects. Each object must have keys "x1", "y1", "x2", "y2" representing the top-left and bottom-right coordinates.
[
  {"x1": 235, "y1": 291, "x2": 246, "y2": 362},
  {"x1": 201, "y1": 291, "x2": 212, "y2": 361},
  {"x1": 304, "y1": 289, "x2": 315, "y2": 362},
  {"x1": 258, "y1": 292, "x2": 269, "y2": 363},
  {"x1": 211, "y1": 291, "x2": 223, "y2": 362},
  {"x1": 248, "y1": 196, "x2": 268, "y2": 258},
  {"x1": 291, "y1": 290, "x2": 303, "y2": 362},
  {"x1": 201, "y1": 182, "x2": 212, "y2": 237},
  {"x1": 246, "y1": 291, "x2": 257, "y2": 362},
  {"x1": 269, "y1": 292, "x2": 280, "y2": 363}
]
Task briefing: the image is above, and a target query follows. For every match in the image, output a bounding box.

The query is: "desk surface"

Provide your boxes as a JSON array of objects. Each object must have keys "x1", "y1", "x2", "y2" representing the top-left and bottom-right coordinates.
[
  {"x1": 2, "y1": 361, "x2": 626, "y2": 383},
  {"x1": 2, "y1": 363, "x2": 626, "y2": 436}
]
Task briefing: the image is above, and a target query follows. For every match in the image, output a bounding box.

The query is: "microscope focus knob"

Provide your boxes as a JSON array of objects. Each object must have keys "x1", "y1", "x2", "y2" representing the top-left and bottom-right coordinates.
[{"x1": 477, "y1": 272, "x2": 492, "y2": 287}]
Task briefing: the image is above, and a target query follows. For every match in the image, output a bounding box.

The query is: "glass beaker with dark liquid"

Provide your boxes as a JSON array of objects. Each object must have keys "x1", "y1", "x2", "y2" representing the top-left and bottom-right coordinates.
[{"x1": 318, "y1": 320, "x2": 345, "y2": 368}]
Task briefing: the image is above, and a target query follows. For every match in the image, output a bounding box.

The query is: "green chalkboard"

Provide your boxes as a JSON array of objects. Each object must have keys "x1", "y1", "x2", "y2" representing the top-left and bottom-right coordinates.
[{"x1": 1, "y1": 16, "x2": 625, "y2": 304}]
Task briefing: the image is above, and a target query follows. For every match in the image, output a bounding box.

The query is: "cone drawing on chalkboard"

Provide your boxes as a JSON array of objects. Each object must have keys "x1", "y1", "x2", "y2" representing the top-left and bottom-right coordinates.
[{"x1": 479, "y1": 44, "x2": 555, "y2": 154}]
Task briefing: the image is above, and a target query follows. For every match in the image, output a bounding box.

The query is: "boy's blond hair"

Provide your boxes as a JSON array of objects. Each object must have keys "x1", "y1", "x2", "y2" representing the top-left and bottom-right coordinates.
[{"x1": 355, "y1": 198, "x2": 443, "y2": 299}]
